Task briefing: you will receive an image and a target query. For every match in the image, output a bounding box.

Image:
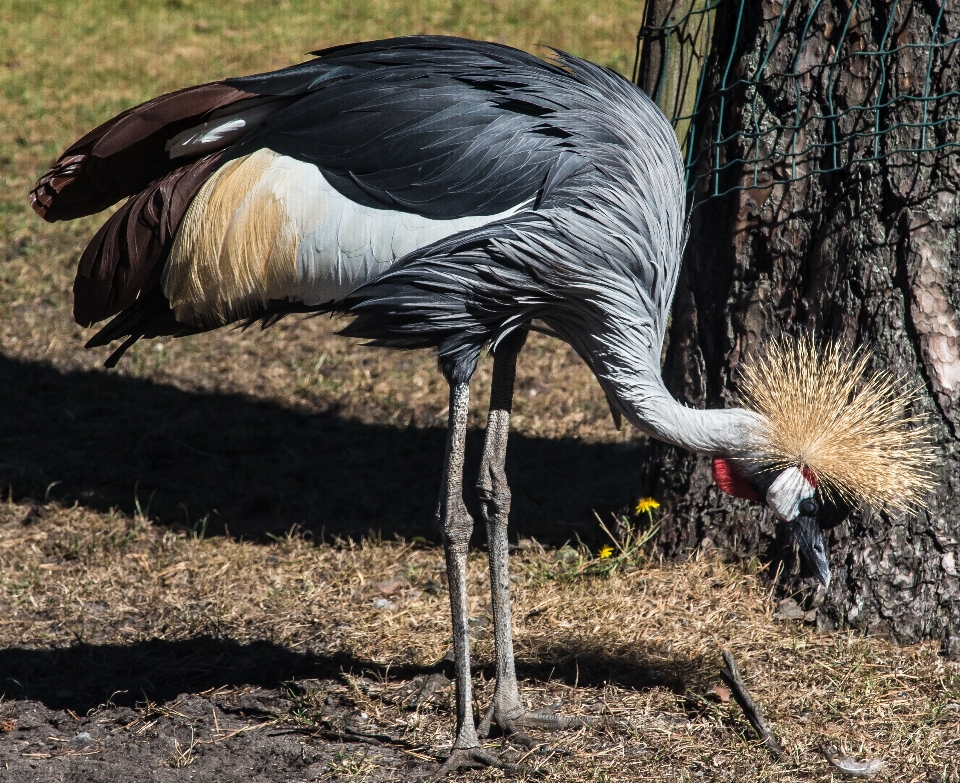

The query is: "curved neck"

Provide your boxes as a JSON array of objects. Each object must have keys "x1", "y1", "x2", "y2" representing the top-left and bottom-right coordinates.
[
  {"x1": 619, "y1": 378, "x2": 762, "y2": 455},
  {"x1": 580, "y1": 324, "x2": 763, "y2": 456},
  {"x1": 544, "y1": 303, "x2": 763, "y2": 456}
]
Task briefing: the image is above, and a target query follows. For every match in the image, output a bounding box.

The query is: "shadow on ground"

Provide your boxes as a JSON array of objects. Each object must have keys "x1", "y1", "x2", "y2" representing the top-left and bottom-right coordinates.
[
  {"x1": 0, "y1": 635, "x2": 693, "y2": 714},
  {"x1": 0, "y1": 355, "x2": 644, "y2": 545}
]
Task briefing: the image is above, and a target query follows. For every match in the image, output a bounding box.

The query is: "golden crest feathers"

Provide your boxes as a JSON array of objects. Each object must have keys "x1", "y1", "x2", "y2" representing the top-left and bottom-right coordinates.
[{"x1": 738, "y1": 335, "x2": 936, "y2": 512}]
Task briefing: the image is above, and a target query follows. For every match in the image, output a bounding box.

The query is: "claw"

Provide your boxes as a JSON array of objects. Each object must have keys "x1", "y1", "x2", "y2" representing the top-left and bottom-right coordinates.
[
  {"x1": 477, "y1": 702, "x2": 496, "y2": 738},
  {"x1": 424, "y1": 746, "x2": 535, "y2": 781},
  {"x1": 501, "y1": 722, "x2": 540, "y2": 751},
  {"x1": 478, "y1": 705, "x2": 603, "y2": 757}
]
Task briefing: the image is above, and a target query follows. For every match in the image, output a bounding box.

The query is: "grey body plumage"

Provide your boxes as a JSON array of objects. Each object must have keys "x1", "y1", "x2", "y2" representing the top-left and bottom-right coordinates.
[
  {"x1": 338, "y1": 48, "x2": 686, "y2": 385},
  {"x1": 326, "y1": 44, "x2": 757, "y2": 450}
]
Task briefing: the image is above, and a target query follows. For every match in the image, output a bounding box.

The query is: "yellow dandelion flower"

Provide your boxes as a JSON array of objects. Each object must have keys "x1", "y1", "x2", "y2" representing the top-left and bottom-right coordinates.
[
  {"x1": 598, "y1": 545, "x2": 614, "y2": 559},
  {"x1": 635, "y1": 497, "x2": 660, "y2": 515}
]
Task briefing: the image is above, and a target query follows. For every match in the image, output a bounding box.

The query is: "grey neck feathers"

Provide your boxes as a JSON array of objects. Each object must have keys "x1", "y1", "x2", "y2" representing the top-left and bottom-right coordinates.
[
  {"x1": 618, "y1": 376, "x2": 763, "y2": 455},
  {"x1": 566, "y1": 319, "x2": 764, "y2": 456}
]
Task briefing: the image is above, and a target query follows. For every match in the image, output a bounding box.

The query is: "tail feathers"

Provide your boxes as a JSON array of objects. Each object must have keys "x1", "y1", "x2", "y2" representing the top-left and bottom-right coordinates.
[
  {"x1": 73, "y1": 152, "x2": 224, "y2": 327},
  {"x1": 90, "y1": 295, "x2": 326, "y2": 368},
  {"x1": 31, "y1": 83, "x2": 255, "y2": 222},
  {"x1": 85, "y1": 288, "x2": 197, "y2": 368}
]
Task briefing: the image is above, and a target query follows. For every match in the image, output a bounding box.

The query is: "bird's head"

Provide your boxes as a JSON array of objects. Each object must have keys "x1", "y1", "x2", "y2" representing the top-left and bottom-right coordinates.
[
  {"x1": 711, "y1": 336, "x2": 934, "y2": 591},
  {"x1": 713, "y1": 458, "x2": 830, "y2": 587}
]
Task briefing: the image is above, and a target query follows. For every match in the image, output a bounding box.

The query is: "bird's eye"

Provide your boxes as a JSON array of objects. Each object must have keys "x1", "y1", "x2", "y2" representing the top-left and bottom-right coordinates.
[{"x1": 800, "y1": 498, "x2": 819, "y2": 516}]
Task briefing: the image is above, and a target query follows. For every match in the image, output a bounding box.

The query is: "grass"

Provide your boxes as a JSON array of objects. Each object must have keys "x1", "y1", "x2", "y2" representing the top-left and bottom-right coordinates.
[
  {"x1": 1, "y1": 1, "x2": 958, "y2": 781},
  {"x1": 1, "y1": 501, "x2": 958, "y2": 779}
]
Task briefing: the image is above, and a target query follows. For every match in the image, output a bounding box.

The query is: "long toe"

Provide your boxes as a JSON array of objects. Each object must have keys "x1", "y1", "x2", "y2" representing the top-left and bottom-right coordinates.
[
  {"x1": 511, "y1": 710, "x2": 606, "y2": 731},
  {"x1": 499, "y1": 711, "x2": 607, "y2": 755},
  {"x1": 479, "y1": 702, "x2": 606, "y2": 740},
  {"x1": 478, "y1": 708, "x2": 608, "y2": 755}
]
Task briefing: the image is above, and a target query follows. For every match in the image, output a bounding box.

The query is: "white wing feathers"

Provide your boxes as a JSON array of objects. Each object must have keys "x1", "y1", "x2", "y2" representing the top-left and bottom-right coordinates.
[
  {"x1": 165, "y1": 98, "x2": 284, "y2": 160},
  {"x1": 162, "y1": 148, "x2": 522, "y2": 326}
]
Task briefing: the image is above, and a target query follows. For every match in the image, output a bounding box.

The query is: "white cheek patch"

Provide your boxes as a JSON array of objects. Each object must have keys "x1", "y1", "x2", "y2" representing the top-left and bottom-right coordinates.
[{"x1": 766, "y1": 466, "x2": 816, "y2": 521}]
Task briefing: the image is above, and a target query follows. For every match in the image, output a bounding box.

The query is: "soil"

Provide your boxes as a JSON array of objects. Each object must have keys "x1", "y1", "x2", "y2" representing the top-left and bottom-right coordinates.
[
  {"x1": 1, "y1": 679, "x2": 441, "y2": 782},
  {"x1": 2, "y1": 501, "x2": 957, "y2": 782}
]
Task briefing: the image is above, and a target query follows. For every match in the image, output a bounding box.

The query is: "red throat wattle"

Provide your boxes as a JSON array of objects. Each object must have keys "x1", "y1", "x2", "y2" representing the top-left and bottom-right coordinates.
[{"x1": 712, "y1": 457, "x2": 761, "y2": 502}]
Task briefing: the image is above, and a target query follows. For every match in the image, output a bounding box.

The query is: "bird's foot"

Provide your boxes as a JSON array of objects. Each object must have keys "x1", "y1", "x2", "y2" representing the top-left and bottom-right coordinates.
[
  {"x1": 478, "y1": 704, "x2": 604, "y2": 751},
  {"x1": 425, "y1": 745, "x2": 534, "y2": 781}
]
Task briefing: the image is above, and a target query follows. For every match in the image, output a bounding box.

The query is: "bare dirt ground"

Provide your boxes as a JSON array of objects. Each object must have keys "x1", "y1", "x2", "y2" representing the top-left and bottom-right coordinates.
[{"x1": 2, "y1": 2, "x2": 960, "y2": 781}]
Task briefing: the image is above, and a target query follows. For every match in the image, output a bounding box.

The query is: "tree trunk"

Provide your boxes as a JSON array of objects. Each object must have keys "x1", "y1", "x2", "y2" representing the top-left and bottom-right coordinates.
[
  {"x1": 636, "y1": 0, "x2": 716, "y2": 160},
  {"x1": 640, "y1": 0, "x2": 960, "y2": 656}
]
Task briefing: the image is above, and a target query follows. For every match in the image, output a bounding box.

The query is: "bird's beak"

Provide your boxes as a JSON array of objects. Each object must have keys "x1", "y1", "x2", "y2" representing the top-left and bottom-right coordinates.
[{"x1": 790, "y1": 514, "x2": 831, "y2": 590}]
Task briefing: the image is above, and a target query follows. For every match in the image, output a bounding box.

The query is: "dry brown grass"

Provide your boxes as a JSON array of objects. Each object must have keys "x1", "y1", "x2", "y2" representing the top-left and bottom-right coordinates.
[
  {"x1": 1, "y1": 502, "x2": 958, "y2": 780},
  {"x1": 2, "y1": 3, "x2": 959, "y2": 781}
]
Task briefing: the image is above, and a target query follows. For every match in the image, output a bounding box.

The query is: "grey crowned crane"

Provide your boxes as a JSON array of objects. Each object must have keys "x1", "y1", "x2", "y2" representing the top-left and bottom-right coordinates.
[{"x1": 31, "y1": 36, "x2": 931, "y2": 775}]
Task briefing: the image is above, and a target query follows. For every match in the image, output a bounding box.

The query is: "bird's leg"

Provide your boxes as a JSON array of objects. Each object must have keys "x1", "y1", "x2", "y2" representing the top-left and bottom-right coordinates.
[
  {"x1": 437, "y1": 381, "x2": 479, "y2": 751},
  {"x1": 430, "y1": 380, "x2": 523, "y2": 779},
  {"x1": 475, "y1": 337, "x2": 525, "y2": 731},
  {"x1": 476, "y1": 334, "x2": 600, "y2": 745}
]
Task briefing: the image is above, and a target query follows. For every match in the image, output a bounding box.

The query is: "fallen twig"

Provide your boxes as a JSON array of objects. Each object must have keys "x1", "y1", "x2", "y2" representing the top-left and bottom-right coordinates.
[
  {"x1": 309, "y1": 728, "x2": 387, "y2": 746},
  {"x1": 200, "y1": 720, "x2": 275, "y2": 745},
  {"x1": 719, "y1": 649, "x2": 785, "y2": 761}
]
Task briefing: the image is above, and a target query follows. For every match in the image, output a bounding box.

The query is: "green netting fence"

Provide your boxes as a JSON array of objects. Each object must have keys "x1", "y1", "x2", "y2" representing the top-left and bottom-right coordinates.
[{"x1": 634, "y1": 0, "x2": 960, "y2": 208}]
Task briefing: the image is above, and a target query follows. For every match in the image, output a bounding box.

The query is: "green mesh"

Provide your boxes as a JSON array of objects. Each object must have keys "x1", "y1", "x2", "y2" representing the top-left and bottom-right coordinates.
[{"x1": 635, "y1": 0, "x2": 960, "y2": 207}]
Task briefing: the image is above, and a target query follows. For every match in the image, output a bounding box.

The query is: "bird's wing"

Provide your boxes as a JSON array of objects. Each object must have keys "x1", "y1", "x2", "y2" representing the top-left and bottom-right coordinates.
[
  {"x1": 159, "y1": 146, "x2": 529, "y2": 329},
  {"x1": 339, "y1": 51, "x2": 688, "y2": 395},
  {"x1": 218, "y1": 36, "x2": 586, "y2": 220},
  {"x1": 30, "y1": 84, "x2": 261, "y2": 223},
  {"x1": 32, "y1": 35, "x2": 686, "y2": 391},
  {"x1": 32, "y1": 36, "x2": 593, "y2": 338}
]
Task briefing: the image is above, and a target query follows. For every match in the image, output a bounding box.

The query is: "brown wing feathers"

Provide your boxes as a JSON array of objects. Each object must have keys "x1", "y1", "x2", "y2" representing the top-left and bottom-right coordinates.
[
  {"x1": 31, "y1": 83, "x2": 254, "y2": 222},
  {"x1": 72, "y1": 152, "x2": 224, "y2": 327},
  {"x1": 31, "y1": 82, "x2": 260, "y2": 338}
]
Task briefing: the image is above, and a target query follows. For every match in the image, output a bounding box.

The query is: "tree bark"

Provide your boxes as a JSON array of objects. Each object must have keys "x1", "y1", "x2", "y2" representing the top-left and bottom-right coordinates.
[
  {"x1": 636, "y1": 0, "x2": 716, "y2": 160},
  {"x1": 640, "y1": 0, "x2": 960, "y2": 656}
]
